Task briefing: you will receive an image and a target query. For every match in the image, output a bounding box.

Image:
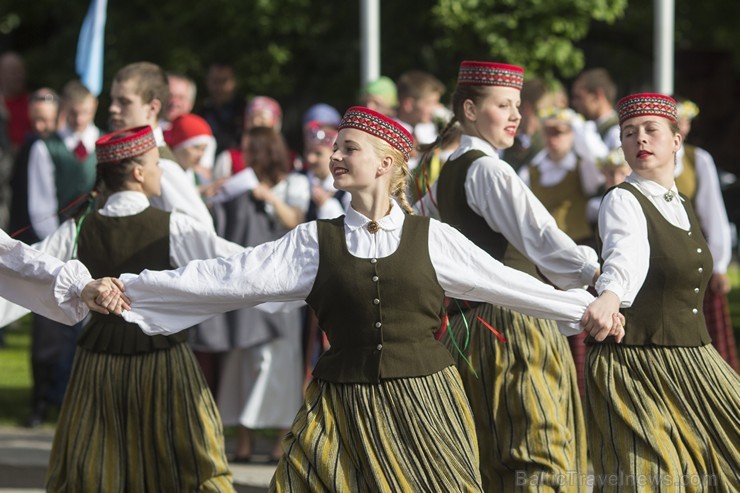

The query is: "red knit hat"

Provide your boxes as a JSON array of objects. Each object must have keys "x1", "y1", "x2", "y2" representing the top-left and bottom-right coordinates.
[
  {"x1": 457, "y1": 61, "x2": 524, "y2": 89},
  {"x1": 338, "y1": 106, "x2": 414, "y2": 161},
  {"x1": 96, "y1": 125, "x2": 156, "y2": 164},
  {"x1": 616, "y1": 93, "x2": 678, "y2": 125},
  {"x1": 165, "y1": 113, "x2": 214, "y2": 150}
]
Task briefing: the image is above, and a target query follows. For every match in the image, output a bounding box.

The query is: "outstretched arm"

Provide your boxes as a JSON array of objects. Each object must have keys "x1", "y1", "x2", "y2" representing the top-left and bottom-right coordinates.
[{"x1": 121, "y1": 222, "x2": 319, "y2": 335}]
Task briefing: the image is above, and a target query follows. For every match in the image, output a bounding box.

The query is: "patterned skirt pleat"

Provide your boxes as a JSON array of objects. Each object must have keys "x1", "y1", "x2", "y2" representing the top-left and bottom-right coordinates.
[
  {"x1": 270, "y1": 366, "x2": 483, "y2": 492},
  {"x1": 444, "y1": 303, "x2": 587, "y2": 492},
  {"x1": 46, "y1": 344, "x2": 234, "y2": 492},
  {"x1": 703, "y1": 289, "x2": 738, "y2": 372},
  {"x1": 585, "y1": 343, "x2": 740, "y2": 492}
]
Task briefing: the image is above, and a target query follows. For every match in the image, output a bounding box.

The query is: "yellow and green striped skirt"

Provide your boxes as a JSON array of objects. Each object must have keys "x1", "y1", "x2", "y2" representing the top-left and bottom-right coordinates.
[
  {"x1": 46, "y1": 343, "x2": 233, "y2": 492},
  {"x1": 270, "y1": 366, "x2": 483, "y2": 492},
  {"x1": 585, "y1": 343, "x2": 739, "y2": 492},
  {"x1": 444, "y1": 303, "x2": 588, "y2": 492}
]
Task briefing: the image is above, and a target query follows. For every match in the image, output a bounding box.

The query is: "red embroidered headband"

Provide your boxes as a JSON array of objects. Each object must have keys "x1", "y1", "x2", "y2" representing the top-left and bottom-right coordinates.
[
  {"x1": 96, "y1": 125, "x2": 156, "y2": 164},
  {"x1": 338, "y1": 106, "x2": 414, "y2": 161},
  {"x1": 616, "y1": 93, "x2": 678, "y2": 125},
  {"x1": 457, "y1": 61, "x2": 524, "y2": 89}
]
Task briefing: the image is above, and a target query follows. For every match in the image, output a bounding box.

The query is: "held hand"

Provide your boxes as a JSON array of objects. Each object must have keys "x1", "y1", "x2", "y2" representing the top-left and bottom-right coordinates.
[
  {"x1": 581, "y1": 290, "x2": 620, "y2": 341},
  {"x1": 82, "y1": 277, "x2": 131, "y2": 316},
  {"x1": 608, "y1": 313, "x2": 626, "y2": 343}
]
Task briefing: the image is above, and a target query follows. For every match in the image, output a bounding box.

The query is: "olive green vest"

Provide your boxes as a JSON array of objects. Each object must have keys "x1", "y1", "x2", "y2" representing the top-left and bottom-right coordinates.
[
  {"x1": 307, "y1": 215, "x2": 453, "y2": 383},
  {"x1": 675, "y1": 145, "x2": 697, "y2": 202},
  {"x1": 43, "y1": 134, "x2": 97, "y2": 219},
  {"x1": 436, "y1": 149, "x2": 540, "y2": 278},
  {"x1": 593, "y1": 182, "x2": 712, "y2": 346},
  {"x1": 76, "y1": 207, "x2": 189, "y2": 354},
  {"x1": 529, "y1": 158, "x2": 593, "y2": 242}
]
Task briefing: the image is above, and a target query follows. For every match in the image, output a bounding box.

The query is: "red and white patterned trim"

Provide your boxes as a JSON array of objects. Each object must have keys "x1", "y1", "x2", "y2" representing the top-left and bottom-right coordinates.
[{"x1": 338, "y1": 106, "x2": 414, "y2": 161}]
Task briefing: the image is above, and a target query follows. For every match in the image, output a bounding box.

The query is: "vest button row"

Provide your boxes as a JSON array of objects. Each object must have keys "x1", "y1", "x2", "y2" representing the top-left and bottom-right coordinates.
[
  {"x1": 372, "y1": 275, "x2": 379, "y2": 282},
  {"x1": 692, "y1": 308, "x2": 699, "y2": 315},
  {"x1": 373, "y1": 298, "x2": 380, "y2": 305}
]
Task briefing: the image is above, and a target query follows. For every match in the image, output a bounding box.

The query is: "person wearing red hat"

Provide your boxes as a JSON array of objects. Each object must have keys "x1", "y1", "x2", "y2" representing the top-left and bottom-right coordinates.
[
  {"x1": 3, "y1": 125, "x2": 247, "y2": 490},
  {"x1": 114, "y1": 106, "x2": 618, "y2": 491},
  {"x1": 582, "y1": 93, "x2": 739, "y2": 490},
  {"x1": 165, "y1": 112, "x2": 217, "y2": 186},
  {"x1": 416, "y1": 61, "x2": 612, "y2": 491}
]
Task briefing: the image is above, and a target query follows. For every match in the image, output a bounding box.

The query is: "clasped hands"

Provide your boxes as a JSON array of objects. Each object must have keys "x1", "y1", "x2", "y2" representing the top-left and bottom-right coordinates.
[
  {"x1": 81, "y1": 278, "x2": 130, "y2": 316},
  {"x1": 581, "y1": 290, "x2": 625, "y2": 343}
]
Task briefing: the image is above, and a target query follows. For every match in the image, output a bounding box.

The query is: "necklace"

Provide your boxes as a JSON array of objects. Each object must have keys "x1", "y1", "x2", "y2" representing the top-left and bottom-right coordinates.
[
  {"x1": 367, "y1": 221, "x2": 380, "y2": 234},
  {"x1": 663, "y1": 190, "x2": 675, "y2": 202}
]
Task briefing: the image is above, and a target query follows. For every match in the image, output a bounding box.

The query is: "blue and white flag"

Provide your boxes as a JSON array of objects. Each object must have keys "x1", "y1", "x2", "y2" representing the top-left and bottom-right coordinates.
[{"x1": 75, "y1": 0, "x2": 108, "y2": 96}]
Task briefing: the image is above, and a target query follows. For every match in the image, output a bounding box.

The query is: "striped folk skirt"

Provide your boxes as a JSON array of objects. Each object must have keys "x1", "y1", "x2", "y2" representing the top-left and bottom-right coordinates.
[
  {"x1": 444, "y1": 303, "x2": 588, "y2": 492},
  {"x1": 703, "y1": 289, "x2": 738, "y2": 371},
  {"x1": 270, "y1": 366, "x2": 483, "y2": 492},
  {"x1": 46, "y1": 343, "x2": 234, "y2": 492},
  {"x1": 585, "y1": 343, "x2": 740, "y2": 492}
]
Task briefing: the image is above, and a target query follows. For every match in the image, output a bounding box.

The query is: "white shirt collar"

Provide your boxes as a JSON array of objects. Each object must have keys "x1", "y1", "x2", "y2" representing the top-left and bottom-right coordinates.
[
  {"x1": 343, "y1": 199, "x2": 404, "y2": 232},
  {"x1": 450, "y1": 134, "x2": 499, "y2": 161},
  {"x1": 99, "y1": 191, "x2": 150, "y2": 217},
  {"x1": 626, "y1": 172, "x2": 682, "y2": 202},
  {"x1": 152, "y1": 125, "x2": 165, "y2": 146}
]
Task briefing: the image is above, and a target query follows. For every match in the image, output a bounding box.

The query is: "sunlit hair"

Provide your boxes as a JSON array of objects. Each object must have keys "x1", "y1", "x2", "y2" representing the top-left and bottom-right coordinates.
[{"x1": 366, "y1": 137, "x2": 414, "y2": 214}]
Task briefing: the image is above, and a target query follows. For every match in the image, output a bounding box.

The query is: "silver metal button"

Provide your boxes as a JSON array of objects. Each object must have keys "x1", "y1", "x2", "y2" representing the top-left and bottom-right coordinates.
[
  {"x1": 375, "y1": 322, "x2": 382, "y2": 328},
  {"x1": 376, "y1": 344, "x2": 383, "y2": 350},
  {"x1": 372, "y1": 276, "x2": 379, "y2": 282},
  {"x1": 688, "y1": 231, "x2": 692, "y2": 236},
  {"x1": 370, "y1": 258, "x2": 377, "y2": 264},
  {"x1": 696, "y1": 248, "x2": 702, "y2": 253},
  {"x1": 694, "y1": 288, "x2": 700, "y2": 294},
  {"x1": 373, "y1": 298, "x2": 380, "y2": 305},
  {"x1": 692, "y1": 308, "x2": 698, "y2": 315},
  {"x1": 698, "y1": 267, "x2": 703, "y2": 273}
]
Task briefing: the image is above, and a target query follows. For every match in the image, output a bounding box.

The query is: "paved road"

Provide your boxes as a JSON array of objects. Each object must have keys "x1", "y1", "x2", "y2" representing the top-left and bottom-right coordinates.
[{"x1": 0, "y1": 426, "x2": 272, "y2": 492}]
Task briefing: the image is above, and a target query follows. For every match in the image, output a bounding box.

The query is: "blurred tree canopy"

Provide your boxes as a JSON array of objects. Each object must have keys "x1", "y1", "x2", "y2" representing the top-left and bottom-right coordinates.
[
  {"x1": 0, "y1": 0, "x2": 627, "y2": 114},
  {"x1": 0, "y1": 0, "x2": 738, "y2": 148}
]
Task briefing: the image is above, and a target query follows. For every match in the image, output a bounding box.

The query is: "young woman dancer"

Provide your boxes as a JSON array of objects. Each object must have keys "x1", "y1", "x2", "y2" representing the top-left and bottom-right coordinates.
[
  {"x1": 118, "y1": 107, "x2": 621, "y2": 492},
  {"x1": 583, "y1": 93, "x2": 739, "y2": 491},
  {"x1": 416, "y1": 61, "x2": 602, "y2": 491},
  {"x1": 2, "y1": 126, "x2": 241, "y2": 491}
]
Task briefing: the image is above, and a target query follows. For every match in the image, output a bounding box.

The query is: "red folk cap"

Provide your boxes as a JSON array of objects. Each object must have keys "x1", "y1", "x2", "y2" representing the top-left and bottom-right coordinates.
[
  {"x1": 95, "y1": 125, "x2": 157, "y2": 164},
  {"x1": 457, "y1": 61, "x2": 524, "y2": 89},
  {"x1": 165, "y1": 113, "x2": 213, "y2": 150},
  {"x1": 338, "y1": 106, "x2": 414, "y2": 161},
  {"x1": 616, "y1": 93, "x2": 678, "y2": 125}
]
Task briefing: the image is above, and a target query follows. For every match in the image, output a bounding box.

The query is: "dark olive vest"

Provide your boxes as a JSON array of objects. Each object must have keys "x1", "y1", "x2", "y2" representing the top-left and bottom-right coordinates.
[
  {"x1": 529, "y1": 159, "x2": 593, "y2": 242},
  {"x1": 436, "y1": 149, "x2": 540, "y2": 278},
  {"x1": 307, "y1": 215, "x2": 453, "y2": 383},
  {"x1": 43, "y1": 134, "x2": 97, "y2": 219},
  {"x1": 592, "y1": 182, "x2": 712, "y2": 346},
  {"x1": 76, "y1": 207, "x2": 189, "y2": 354},
  {"x1": 157, "y1": 144, "x2": 177, "y2": 163}
]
